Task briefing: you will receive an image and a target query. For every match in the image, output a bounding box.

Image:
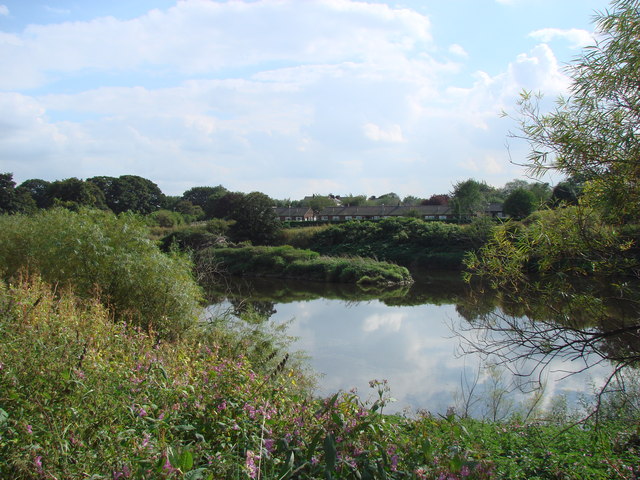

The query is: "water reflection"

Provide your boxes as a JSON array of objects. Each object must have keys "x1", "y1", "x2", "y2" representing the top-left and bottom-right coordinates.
[{"x1": 206, "y1": 272, "x2": 621, "y2": 415}]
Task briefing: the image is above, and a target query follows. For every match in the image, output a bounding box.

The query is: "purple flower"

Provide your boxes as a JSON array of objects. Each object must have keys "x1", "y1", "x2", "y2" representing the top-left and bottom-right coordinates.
[
  {"x1": 245, "y1": 450, "x2": 260, "y2": 479},
  {"x1": 26, "y1": 424, "x2": 33, "y2": 434},
  {"x1": 34, "y1": 455, "x2": 43, "y2": 474}
]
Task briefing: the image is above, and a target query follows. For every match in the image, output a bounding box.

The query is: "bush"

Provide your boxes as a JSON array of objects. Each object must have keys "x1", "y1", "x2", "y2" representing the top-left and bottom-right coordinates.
[{"x1": 0, "y1": 208, "x2": 202, "y2": 339}]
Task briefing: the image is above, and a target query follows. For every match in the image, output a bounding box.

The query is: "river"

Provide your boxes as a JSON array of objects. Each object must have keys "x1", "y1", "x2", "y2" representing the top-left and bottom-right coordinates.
[{"x1": 205, "y1": 270, "x2": 617, "y2": 416}]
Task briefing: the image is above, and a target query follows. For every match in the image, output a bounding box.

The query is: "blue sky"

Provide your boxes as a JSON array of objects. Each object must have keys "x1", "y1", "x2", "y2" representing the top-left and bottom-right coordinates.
[{"x1": 0, "y1": 0, "x2": 609, "y2": 199}]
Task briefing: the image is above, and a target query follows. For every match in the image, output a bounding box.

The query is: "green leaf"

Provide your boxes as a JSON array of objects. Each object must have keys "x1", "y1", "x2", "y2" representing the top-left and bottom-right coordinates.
[
  {"x1": 0, "y1": 408, "x2": 8, "y2": 427},
  {"x1": 179, "y1": 449, "x2": 194, "y2": 471},
  {"x1": 323, "y1": 433, "x2": 337, "y2": 474},
  {"x1": 184, "y1": 467, "x2": 209, "y2": 480}
]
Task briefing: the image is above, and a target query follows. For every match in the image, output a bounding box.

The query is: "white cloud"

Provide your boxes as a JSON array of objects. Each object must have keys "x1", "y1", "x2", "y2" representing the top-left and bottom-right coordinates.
[
  {"x1": 0, "y1": 0, "x2": 434, "y2": 89},
  {"x1": 448, "y1": 43, "x2": 468, "y2": 57},
  {"x1": 0, "y1": 5, "x2": 8, "y2": 16},
  {"x1": 363, "y1": 123, "x2": 405, "y2": 142},
  {"x1": 529, "y1": 28, "x2": 595, "y2": 49}
]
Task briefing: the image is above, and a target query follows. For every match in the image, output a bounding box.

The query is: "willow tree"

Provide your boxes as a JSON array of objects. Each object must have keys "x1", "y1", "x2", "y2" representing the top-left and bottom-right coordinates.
[
  {"x1": 512, "y1": 0, "x2": 640, "y2": 224},
  {"x1": 462, "y1": 0, "x2": 640, "y2": 416}
]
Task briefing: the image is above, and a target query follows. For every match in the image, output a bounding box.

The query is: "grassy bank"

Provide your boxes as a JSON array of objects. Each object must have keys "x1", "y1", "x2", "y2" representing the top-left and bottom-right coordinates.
[
  {"x1": 200, "y1": 245, "x2": 413, "y2": 286},
  {"x1": 1, "y1": 276, "x2": 639, "y2": 479}
]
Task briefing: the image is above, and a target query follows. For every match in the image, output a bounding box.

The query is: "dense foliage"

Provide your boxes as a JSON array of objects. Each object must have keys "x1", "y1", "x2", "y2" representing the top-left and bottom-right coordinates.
[
  {"x1": 0, "y1": 208, "x2": 201, "y2": 339},
  {"x1": 201, "y1": 245, "x2": 413, "y2": 286},
  {"x1": 307, "y1": 217, "x2": 494, "y2": 269}
]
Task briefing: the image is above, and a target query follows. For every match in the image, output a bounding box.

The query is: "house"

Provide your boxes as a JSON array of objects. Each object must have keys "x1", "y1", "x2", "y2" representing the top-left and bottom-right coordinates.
[
  {"x1": 486, "y1": 202, "x2": 506, "y2": 218},
  {"x1": 316, "y1": 205, "x2": 458, "y2": 221},
  {"x1": 273, "y1": 207, "x2": 315, "y2": 222}
]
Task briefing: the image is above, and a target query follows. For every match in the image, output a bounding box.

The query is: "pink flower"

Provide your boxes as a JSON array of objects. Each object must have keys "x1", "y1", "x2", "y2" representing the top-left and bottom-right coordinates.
[
  {"x1": 26, "y1": 424, "x2": 33, "y2": 434},
  {"x1": 34, "y1": 455, "x2": 43, "y2": 474},
  {"x1": 245, "y1": 450, "x2": 260, "y2": 479}
]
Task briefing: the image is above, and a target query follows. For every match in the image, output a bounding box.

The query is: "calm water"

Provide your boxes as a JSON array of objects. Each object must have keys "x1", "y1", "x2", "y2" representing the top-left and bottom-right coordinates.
[{"x1": 206, "y1": 271, "x2": 613, "y2": 415}]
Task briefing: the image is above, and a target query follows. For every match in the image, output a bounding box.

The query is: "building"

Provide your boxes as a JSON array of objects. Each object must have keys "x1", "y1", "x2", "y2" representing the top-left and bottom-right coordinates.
[{"x1": 273, "y1": 207, "x2": 315, "y2": 222}]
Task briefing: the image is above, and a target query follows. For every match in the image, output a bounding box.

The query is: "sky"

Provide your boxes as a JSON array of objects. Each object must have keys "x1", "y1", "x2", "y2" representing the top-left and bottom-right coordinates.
[{"x1": 0, "y1": 0, "x2": 611, "y2": 200}]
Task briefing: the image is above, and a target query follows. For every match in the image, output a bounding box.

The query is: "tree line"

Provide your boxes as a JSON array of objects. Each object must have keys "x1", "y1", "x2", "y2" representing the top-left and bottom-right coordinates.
[{"x1": 0, "y1": 171, "x2": 584, "y2": 222}]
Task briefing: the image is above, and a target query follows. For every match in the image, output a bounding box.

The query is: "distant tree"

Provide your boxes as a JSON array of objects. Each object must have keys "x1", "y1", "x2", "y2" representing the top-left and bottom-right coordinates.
[
  {"x1": 528, "y1": 182, "x2": 552, "y2": 206},
  {"x1": 182, "y1": 186, "x2": 219, "y2": 209},
  {"x1": 207, "y1": 190, "x2": 242, "y2": 219},
  {"x1": 501, "y1": 179, "x2": 530, "y2": 196},
  {"x1": 340, "y1": 194, "x2": 368, "y2": 206},
  {"x1": 503, "y1": 188, "x2": 536, "y2": 219},
  {"x1": 203, "y1": 185, "x2": 231, "y2": 219},
  {"x1": 551, "y1": 178, "x2": 583, "y2": 206},
  {"x1": 18, "y1": 179, "x2": 51, "y2": 208},
  {"x1": 0, "y1": 173, "x2": 17, "y2": 214},
  {"x1": 48, "y1": 177, "x2": 107, "y2": 210},
  {"x1": 369, "y1": 192, "x2": 401, "y2": 206},
  {"x1": 304, "y1": 194, "x2": 336, "y2": 216},
  {"x1": 228, "y1": 191, "x2": 281, "y2": 245},
  {"x1": 401, "y1": 195, "x2": 423, "y2": 206},
  {"x1": 450, "y1": 179, "x2": 488, "y2": 219},
  {"x1": 88, "y1": 175, "x2": 164, "y2": 214},
  {"x1": 422, "y1": 194, "x2": 450, "y2": 206},
  {"x1": 173, "y1": 200, "x2": 204, "y2": 221}
]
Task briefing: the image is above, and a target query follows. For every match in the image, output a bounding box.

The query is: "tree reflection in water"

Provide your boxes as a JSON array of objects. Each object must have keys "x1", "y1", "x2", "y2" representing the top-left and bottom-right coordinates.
[{"x1": 454, "y1": 276, "x2": 640, "y2": 418}]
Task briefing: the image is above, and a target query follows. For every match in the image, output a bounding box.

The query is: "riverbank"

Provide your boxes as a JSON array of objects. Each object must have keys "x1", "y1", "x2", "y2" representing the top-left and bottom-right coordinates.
[{"x1": 1, "y1": 276, "x2": 638, "y2": 479}]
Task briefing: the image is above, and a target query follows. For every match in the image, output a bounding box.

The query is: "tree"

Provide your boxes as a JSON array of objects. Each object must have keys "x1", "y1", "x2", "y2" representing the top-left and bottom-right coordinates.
[
  {"x1": 421, "y1": 194, "x2": 450, "y2": 206},
  {"x1": 304, "y1": 194, "x2": 336, "y2": 216},
  {"x1": 208, "y1": 191, "x2": 243, "y2": 219},
  {"x1": 510, "y1": 0, "x2": 640, "y2": 224},
  {"x1": 0, "y1": 173, "x2": 17, "y2": 214},
  {"x1": 202, "y1": 185, "x2": 230, "y2": 219},
  {"x1": 18, "y1": 179, "x2": 51, "y2": 209},
  {"x1": 370, "y1": 192, "x2": 401, "y2": 206},
  {"x1": 465, "y1": 0, "x2": 640, "y2": 417},
  {"x1": 48, "y1": 178, "x2": 107, "y2": 210},
  {"x1": 503, "y1": 188, "x2": 536, "y2": 219},
  {"x1": 182, "y1": 186, "x2": 220, "y2": 210},
  {"x1": 88, "y1": 175, "x2": 165, "y2": 214},
  {"x1": 401, "y1": 195, "x2": 422, "y2": 206},
  {"x1": 450, "y1": 179, "x2": 488, "y2": 219},
  {"x1": 228, "y1": 192, "x2": 281, "y2": 245}
]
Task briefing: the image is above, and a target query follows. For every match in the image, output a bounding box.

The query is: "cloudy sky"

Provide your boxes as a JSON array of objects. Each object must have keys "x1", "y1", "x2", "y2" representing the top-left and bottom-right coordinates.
[{"x1": 0, "y1": 0, "x2": 609, "y2": 199}]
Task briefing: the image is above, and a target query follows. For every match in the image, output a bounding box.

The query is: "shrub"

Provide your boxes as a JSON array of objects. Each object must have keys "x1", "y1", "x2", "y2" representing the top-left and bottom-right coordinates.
[{"x1": 0, "y1": 208, "x2": 202, "y2": 339}]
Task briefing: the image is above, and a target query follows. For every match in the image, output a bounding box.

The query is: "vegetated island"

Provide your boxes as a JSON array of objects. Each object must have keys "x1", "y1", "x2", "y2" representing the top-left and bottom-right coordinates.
[{"x1": 196, "y1": 245, "x2": 413, "y2": 286}]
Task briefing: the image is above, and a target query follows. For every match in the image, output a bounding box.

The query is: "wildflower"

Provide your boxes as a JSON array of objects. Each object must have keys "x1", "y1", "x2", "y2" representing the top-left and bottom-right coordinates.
[
  {"x1": 34, "y1": 455, "x2": 43, "y2": 474},
  {"x1": 163, "y1": 456, "x2": 177, "y2": 474},
  {"x1": 263, "y1": 438, "x2": 275, "y2": 455},
  {"x1": 26, "y1": 424, "x2": 33, "y2": 434},
  {"x1": 245, "y1": 450, "x2": 260, "y2": 479},
  {"x1": 414, "y1": 467, "x2": 428, "y2": 479},
  {"x1": 461, "y1": 465, "x2": 471, "y2": 477},
  {"x1": 390, "y1": 454, "x2": 399, "y2": 471}
]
